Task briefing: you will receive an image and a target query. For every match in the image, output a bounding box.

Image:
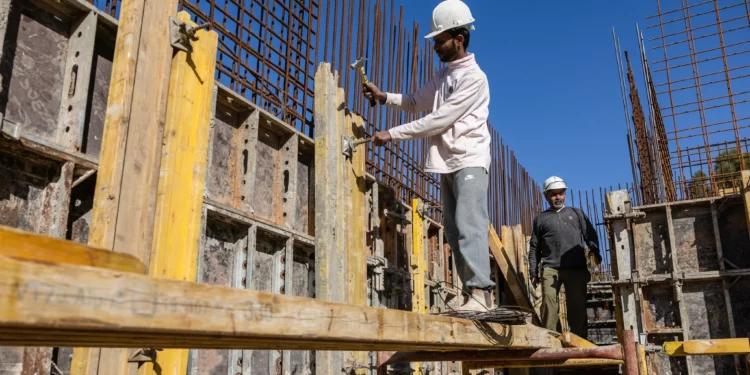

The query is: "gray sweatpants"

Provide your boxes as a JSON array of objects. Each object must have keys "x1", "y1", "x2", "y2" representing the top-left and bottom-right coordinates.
[{"x1": 441, "y1": 167, "x2": 496, "y2": 292}]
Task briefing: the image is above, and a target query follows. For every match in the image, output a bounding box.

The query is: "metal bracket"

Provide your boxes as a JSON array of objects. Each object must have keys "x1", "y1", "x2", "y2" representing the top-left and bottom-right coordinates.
[
  {"x1": 128, "y1": 348, "x2": 160, "y2": 363},
  {"x1": 604, "y1": 210, "x2": 646, "y2": 220},
  {"x1": 0, "y1": 117, "x2": 20, "y2": 140},
  {"x1": 342, "y1": 135, "x2": 372, "y2": 158},
  {"x1": 169, "y1": 17, "x2": 211, "y2": 53}
]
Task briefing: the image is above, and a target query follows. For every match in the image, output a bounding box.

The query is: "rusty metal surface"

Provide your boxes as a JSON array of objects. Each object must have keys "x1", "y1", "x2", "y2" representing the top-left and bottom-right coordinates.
[
  {"x1": 618, "y1": 1, "x2": 750, "y2": 202},
  {"x1": 383, "y1": 345, "x2": 624, "y2": 364},
  {"x1": 626, "y1": 50, "x2": 659, "y2": 205}
]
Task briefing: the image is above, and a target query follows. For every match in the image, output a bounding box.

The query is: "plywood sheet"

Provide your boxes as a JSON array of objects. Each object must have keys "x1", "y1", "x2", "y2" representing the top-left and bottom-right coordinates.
[
  {"x1": 195, "y1": 214, "x2": 248, "y2": 374},
  {"x1": 207, "y1": 103, "x2": 240, "y2": 205},
  {"x1": 82, "y1": 40, "x2": 113, "y2": 158},
  {"x1": 1, "y1": 2, "x2": 68, "y2": 141},
  {"x1": 632, "y1": 213, "x2": 671, "y2": 277},
  {"x1": 295, "y1": 147, "x2": 312, "y2": 234},
  {"x1": 254, "y1": 126, "x2": 281, "y2": 221},
  {"x1": 672, "y1": 205, "x2": 719, "y2": 272}
]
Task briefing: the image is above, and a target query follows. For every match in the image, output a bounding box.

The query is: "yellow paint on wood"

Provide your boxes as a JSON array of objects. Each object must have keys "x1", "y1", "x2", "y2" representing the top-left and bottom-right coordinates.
[
  {"x1": 411, "y1": 198, "x2": 428, "y2": 375},
  {"x1": 411, "y1": 199, "x2": 427, "y2": 315},
  {"x1": 0, "y1": 253, "x2": 562, "y2": 350},
  {"x1": 346, "y1": 111, "x2": 368, "y2": 373},
  {"x1": 637, "y1": 343, "x2": 648, "y2": 375},
  {"x1": 558, "y1": 332, "x2": 598, "y2": 348},
  {"x1": 0, "y1": 225, "x2": 146, "y2": 274},
  {"x1": 72, "y1": 0, "x2": 179, "y2": 372},
  {"x1": 140, "y1": 10, "x2": 218, "y2": 375},
  {"x1": 663, "y1": 338, "x2": 750, "y2": 356}
]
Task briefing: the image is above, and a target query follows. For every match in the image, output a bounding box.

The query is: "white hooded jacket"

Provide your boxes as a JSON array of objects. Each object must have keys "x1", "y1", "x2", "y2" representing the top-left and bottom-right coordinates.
[{"x1": 384, "y1": 53, "x2": 491, "y2": 174}]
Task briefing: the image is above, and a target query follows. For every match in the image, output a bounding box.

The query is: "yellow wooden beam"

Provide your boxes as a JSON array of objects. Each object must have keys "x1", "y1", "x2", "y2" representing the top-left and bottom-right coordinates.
[
  {"x1": 73, "y1": 0, "x2": 179, "y2": 373},
  {"x1": 637, "y1": 344, "x2": 648, "y2": 375},
  {"x1": 411, "y1": 198, "x2": 428, "y2": 375},
  {"x1": 488, "y1": 224, "x2": 541, "y2": 325},
  {"x1": 346, "y1": 101, "x2": 368, "y2": 374},
  {"x1": 143, "y1": 10, "x2": 218, "y2": 375},
  {"x1": 558, "y1": 332, "x2": 598, "y2": 348},
  {"x1": 663, "y1": 338, "x2": 750, "y2": 356},
  {"x1": 0, "y1": 225, "x2": 145, "y2": 274},
  {"x1": 464, "y1": 359, "x2": 624, "y2": 369},
  {"x1": 0, "y1": 253, "x2": 561, "y2": 351}
]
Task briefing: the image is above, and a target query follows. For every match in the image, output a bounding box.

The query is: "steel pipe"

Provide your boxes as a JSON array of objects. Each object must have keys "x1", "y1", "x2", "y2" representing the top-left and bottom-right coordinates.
[{"x1": 382, "y1": 344, "x2": 623, "y2": 365}]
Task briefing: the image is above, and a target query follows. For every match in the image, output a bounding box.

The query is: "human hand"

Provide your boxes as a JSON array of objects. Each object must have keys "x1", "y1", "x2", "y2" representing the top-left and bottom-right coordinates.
[
  {"x1": 589, "y1": 252, "x2": 602, "y2": 266},
  {"x1": 363, "y1": 83, "x2": 386, "y2": 103},
  {"x1": 531, "y1": 276, "x2": 539, "y2": 288},
  {"x1": 373, "y1": 130, "x2": 392, "y2": 146}
]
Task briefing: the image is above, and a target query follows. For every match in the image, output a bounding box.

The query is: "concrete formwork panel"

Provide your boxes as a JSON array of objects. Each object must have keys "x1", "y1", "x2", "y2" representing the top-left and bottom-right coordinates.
[{"x1": 606, "y1": 190, "x2": 750, "y2": 375}]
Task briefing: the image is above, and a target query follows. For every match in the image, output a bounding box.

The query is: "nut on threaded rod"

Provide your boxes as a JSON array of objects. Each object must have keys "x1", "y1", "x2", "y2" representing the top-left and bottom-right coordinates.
[{"x1": 169, "y1": 16, "x2": 213, "y2": 53}]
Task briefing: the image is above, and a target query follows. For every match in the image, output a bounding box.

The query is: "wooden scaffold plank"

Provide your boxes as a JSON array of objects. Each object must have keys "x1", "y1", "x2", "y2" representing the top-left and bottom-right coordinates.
[{"x1": 0, "y1": 247, "x2": 561, "y2": 351}]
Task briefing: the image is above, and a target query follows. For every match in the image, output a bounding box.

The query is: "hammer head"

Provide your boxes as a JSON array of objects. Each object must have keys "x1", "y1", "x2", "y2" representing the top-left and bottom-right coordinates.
[{"x1": 350, "y1": 57, "x2": 367, "y2": 69}]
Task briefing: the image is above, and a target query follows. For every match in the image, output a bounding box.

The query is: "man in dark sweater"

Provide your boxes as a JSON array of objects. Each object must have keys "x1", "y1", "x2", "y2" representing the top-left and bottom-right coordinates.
[{"x1": 529, "y1": 176, "x2": 601, "y2": 339}]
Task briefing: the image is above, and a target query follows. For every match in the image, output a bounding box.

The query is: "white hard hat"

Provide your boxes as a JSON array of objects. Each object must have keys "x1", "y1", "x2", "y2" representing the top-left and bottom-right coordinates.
[
  {"x1": 424, "y1": 0, "x2": 476, "y2": 39},
  {"x1": 543, "y1": 176, "x2": 567, "y2": 193}
]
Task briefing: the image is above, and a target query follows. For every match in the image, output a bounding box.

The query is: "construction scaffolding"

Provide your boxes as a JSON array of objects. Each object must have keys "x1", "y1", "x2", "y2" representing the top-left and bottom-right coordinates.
[{"x1": 616, "y1": 0, "x2": 750, "y2": 204}]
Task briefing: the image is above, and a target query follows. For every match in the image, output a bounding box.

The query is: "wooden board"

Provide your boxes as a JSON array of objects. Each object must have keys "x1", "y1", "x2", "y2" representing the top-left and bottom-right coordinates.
[
  {"x1": 145, "y1": 11, "x2": 218, "y2": 375},
  {"x1": 0, "y1": 225, "x2": 145, "y2": 274},
  {"x1": 0, "y1": 253, "x2": 561, "y2": 351},
  {"x1": 488, "y1": 223, "x2": 541, "y2": 325}
]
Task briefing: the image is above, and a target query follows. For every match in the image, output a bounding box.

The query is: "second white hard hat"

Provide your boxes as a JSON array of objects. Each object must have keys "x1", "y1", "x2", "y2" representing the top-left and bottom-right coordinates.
[
  {"x1": 543, "y1": 176, "x2": 567, "y2": 193},
  {"x1": 424, "y1": 0, "x2": 476, "y2": 39}
]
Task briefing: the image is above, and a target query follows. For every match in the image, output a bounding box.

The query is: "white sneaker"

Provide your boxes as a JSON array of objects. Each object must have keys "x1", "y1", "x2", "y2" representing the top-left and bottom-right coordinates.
[{"x1": 459, "y1": 293, "x2": 489, "y2": 312}]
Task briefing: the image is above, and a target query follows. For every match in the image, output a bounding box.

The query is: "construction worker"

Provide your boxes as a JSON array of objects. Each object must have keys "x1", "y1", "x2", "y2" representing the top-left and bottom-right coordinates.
[
  {"x1": 362, "y1": 0, "x2": 495, "y2": 311},
  {"x1": 529, "y1": 176, "x2": 602, "y2": 338}
]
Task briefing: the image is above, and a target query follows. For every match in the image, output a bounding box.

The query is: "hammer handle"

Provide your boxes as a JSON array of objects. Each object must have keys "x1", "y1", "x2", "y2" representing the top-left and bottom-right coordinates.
[{"x1": 359, "y1": 66, "x2": 376, "y2": 107}]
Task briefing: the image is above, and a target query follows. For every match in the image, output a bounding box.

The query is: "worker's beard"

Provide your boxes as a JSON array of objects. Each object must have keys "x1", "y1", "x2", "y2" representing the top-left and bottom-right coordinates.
[{"x1": 551, "y1": 198, "x2": 565, "y2": 209}]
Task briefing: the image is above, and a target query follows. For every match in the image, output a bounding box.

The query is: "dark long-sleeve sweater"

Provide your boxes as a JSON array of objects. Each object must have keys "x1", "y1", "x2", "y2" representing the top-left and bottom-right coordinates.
[{"x1": 528, "y1": 206, "x2": 600, "y2": 279}]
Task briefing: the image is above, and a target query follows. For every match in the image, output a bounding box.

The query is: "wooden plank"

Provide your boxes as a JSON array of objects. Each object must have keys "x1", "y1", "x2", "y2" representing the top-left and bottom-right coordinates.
[
  {"x1": 73, "y1": 0, "x2": 178, "y2": 373},
  {"x1": 411, "y1": 199, "x2": 428, "y2": 375},
  {"x1": 346, "y1": 111, "x2": 368, "y2": 373},
  {"x1": 313, "y1": 63, "x2": 346, "y2": 373},
  {"x1": 488, "y1": 223, "x2": 541, "y2": 325},
  {"x1": 0, "y1": 225, "x2": 146, "y2": 274},
  {"x1": 743, "y1": 170, "x2": 750, "y2": 238},
  {"x1": 0, "y1": 254, "x2": 561, "y2": 351},
  {"x1": 145, "y1": 11, "x2": 218, "y2": 375},
  {"x1": 663, "y1": 339, "x2": 750, "y2": 356},
  {"x1": 558, "y1": 333, "x2": 598, "y2": 348},
  {"x1": 464, "y1": 359, "x2": 624, "y2": 369},
  {"x1": 502, "y1": 226, "x2": 517, "y2": 270}
]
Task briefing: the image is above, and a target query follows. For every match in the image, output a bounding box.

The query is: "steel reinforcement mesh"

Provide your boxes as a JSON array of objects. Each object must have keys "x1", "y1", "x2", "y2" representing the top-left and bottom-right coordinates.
[{"x1": 86, "y1": 0, "x2": 615, "y2": 251}]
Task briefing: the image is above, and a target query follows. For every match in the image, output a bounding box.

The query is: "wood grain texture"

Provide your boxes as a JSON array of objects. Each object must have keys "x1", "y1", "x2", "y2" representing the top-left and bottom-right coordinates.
[
  {"x1": 75, "y1": 0, "x2": 178, "y2": 373},
  {"x1": 488, "y1": 224, "x2": 541, "y2": 325},
  {"x1": 0, "y1": 254, "x2": 561, "y2": 351},
  {"x1": 146, "y1": 10, "x2": 218, "y2": 375},
  {"x1": 0, "y1": 225, "x2": 145, "y2": 274}
]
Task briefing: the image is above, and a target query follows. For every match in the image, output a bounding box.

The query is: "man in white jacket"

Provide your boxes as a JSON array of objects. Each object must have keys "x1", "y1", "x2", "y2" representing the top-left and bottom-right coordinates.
[{"x1": 363, "y1": 0, "x2": 494, "y2": 312}]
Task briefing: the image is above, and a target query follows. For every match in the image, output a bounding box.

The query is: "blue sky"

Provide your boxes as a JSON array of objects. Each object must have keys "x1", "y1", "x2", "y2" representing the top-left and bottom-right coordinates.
[{"x1": 395, "y1": 0, "x2": 657, "y2": 193}]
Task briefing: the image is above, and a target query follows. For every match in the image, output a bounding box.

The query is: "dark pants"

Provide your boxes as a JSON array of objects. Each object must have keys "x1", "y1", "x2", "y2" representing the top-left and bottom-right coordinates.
[{"x1": 540, "y1": 267, "x2": 591, "y2": 339}]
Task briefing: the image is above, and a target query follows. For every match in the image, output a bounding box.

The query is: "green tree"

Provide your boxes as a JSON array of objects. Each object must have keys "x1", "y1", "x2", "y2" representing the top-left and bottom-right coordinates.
[
  {"x1": 688, "y1": 170, "x2": 710, "y2": 199},
  {"x1": 713, "y1": 147, "x2": 750, "y2": 191}
]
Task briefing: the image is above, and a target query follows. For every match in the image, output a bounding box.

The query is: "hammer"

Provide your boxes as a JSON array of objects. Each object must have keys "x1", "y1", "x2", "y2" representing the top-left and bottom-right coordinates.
[{"x1": 350, "y1": 57, "x2": 376, "y2": 107}]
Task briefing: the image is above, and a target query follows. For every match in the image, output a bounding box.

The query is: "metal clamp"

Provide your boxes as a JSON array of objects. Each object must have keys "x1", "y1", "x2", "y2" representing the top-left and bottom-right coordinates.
[
  {"x1": 169, "y1": 17, "x2": 212, "y2": 53},
  {"x1": 128, "y1": 348, "x2": 161, "y2": 363},
  {"x1": 342, "y1": 135, "x2": 372, "y2": 158}
]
